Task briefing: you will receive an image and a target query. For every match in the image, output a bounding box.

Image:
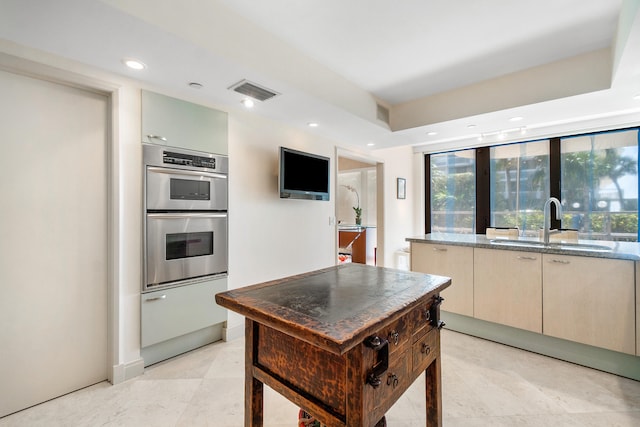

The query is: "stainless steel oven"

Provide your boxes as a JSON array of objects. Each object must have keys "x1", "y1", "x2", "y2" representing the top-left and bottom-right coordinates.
[{"x1": 143, "y1": 144, "x2": 228, "y2": 292}]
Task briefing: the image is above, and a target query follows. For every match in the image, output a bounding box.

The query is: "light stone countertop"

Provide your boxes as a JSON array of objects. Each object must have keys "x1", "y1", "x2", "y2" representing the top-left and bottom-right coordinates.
[{"x1": 406, "y1": 233, "x2": 640, "y2": 261}]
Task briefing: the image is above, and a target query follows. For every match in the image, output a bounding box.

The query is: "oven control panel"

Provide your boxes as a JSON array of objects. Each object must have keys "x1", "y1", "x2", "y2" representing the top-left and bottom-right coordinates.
[
  {"x1": 163, "y1": 151, "x2": 216, "y2": 169},
  {"x1": 143, "y1": 143, "x2": 228, "y2": 174}
]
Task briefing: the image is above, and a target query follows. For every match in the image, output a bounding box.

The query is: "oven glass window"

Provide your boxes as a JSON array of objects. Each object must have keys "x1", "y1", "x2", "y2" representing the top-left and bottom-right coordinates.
[
  {"x1": 170, "y1": 178, "x2": 210, "y2": 201},
  {"x1": 166, "y1": 232, "x2": 213, "y2": 260}
]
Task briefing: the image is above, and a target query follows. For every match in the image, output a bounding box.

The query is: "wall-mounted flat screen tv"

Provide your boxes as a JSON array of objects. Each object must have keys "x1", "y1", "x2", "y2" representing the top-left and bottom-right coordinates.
[{"x1": 279, "y1": 147, "x2": 330, "y2": 201}]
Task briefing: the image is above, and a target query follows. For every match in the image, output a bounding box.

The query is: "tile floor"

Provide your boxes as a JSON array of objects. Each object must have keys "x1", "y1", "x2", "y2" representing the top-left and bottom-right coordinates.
[{"x1": 1, "y1": 330, "x2": 639, "y2": 426}]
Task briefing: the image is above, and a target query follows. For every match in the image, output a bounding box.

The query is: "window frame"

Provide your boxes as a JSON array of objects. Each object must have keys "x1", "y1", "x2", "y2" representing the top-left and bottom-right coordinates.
[{"x1": 424, "y1": 127, "x2": 639, "y2": 239}]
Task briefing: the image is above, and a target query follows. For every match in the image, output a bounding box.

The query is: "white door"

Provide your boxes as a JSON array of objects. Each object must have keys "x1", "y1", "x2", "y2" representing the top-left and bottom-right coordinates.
[{"x1": 0, "y1": 69, "x2": 108, "y2": 417}]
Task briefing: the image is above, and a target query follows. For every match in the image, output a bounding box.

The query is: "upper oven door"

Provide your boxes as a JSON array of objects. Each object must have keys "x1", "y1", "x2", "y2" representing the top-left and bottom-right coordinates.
[{"x1": 146, "y1": 166, "x2": 227, "y2": 211}]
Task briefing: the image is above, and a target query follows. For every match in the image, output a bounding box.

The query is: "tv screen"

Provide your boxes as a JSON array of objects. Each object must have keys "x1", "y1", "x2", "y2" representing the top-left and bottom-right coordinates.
[{"x1": 279, "y1": 147, "x2": 330, "y2": 201}]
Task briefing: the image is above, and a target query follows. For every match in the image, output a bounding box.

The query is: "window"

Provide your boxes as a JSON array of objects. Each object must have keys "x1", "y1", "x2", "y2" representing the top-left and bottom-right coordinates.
[
  {"x1": 430, "y1": 150, "x2": 476, "y2": 234},
  {"x1": 490, "y1": 141, "x2": 549, "y2": 237},
  {"x1": 425, "y1": 127, "x2": 639, "y2": 242},
  {"x1": 561, "y1": 129, "x2": 638, "y2": 241}
]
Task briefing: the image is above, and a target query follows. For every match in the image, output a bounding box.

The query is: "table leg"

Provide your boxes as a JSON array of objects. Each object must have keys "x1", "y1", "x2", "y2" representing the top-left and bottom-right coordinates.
[
  {"x1": 425, "y1": 355, "x2": 442, "y2": 427},
  {"x1": 245, "y1": 319, "x2": 263, "y2": 427}
]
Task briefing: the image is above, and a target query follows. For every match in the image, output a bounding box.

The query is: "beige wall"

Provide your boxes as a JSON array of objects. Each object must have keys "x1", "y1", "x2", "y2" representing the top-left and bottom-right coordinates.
[
  {"x1": 225, "y1": 110, "x2": 338, "y2": 334},
  {"x1": 372, "y1": 145, "x2": 422, "y2": 268}
]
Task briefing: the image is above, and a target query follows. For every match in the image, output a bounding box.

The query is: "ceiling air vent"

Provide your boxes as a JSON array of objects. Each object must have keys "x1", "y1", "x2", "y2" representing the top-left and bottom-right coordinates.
[
  {"x1": 376, "y1": 103, "x2": 390, "y2": 124},
  {"x1": 229, "y1": 79, "x2": 279, "y2": 102}
]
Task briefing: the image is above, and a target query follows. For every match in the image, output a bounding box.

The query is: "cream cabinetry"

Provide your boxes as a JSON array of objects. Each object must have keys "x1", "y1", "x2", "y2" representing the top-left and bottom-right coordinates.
[
  {"x1": 410, "y1": 240, "x2": 638, "y2": 356},
  {"x1": 141, "y1": 90, "x2": 228, "y2": 154},
  {"x1": 411, "y1": 243, "x2": 474, "y2": 316},
  {"x1": 474, "y1": 248, "x2": 542, "y2": 333},
  {"x1": 543, "y1": 255, "x2": 635, "y2": 355}
]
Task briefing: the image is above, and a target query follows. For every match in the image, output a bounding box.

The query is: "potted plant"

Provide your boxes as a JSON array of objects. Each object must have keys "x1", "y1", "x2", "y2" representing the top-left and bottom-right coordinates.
[{"x1": 342, "y1": 184, "x2": 362, "y2": 225}]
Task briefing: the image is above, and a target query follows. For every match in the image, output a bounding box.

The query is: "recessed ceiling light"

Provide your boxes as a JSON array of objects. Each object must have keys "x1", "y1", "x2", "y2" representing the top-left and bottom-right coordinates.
[
  {"x1": 634, "y1": 94, "x2": 640, "y2": 100},
  {"x1": 367, "y1": 142, "x2": 375, "y2": 147},
  {"x1": 509, "y1": 116, "x2": 524, "y2": 122},
  {"x1": 427, "y1": 131, "x2": 438, "y2": 136},
  {"x1": 122, "y1": 58, "x2": 146, "y2": 70},
  {"x1": 307, "y1": 122, "x2": 319, "y2": 127},
  {"x1": 467, "y1": 124, "x2": 477, "y2": 129},
  {"x1": 188, "y1": 82, "x2": 203, "y2": 89},
  {"x1": 241, "y1": 98, "x2": 254, "y2": 108},
  {"x1": 520, "y1": 127, "x2": 527, "y2": 134}
]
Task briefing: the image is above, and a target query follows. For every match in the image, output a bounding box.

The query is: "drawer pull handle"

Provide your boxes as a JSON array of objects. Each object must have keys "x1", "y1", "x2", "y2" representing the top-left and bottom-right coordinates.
[
  {"x1": 387, "y1": 373, "x2": 399, "y2": 388},
  {"x1": 364, "y1": 336, "x2": 389, "y2": 388},
  {"x1": 433, "y1": 247, "x2": 448, "y2": 252},
  {"x1": 144, "y1": 294, "x2": 167, "y2": 302},
  {"x1": 147, "y1": 134, "x2": 167, "y2": 142},
  {"x1": 388, "y1": 330, "x2": 399, "y2": 346},
  {"x1": 421, "y1": 343, "x2": 431, "y2": 355},
  {"x1": 551, "y1": 259, "x2": 570, "y2": 264},
  {"x1": 429, "y1": 295, "x2": 446, "y2": 330},
  {"x1": 517, "y1": 256, "x2": 537, "y2": 261}
]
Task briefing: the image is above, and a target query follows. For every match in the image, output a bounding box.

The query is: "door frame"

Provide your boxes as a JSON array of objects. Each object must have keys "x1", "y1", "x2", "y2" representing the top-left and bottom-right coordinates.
[{"x1": 0, "y1": 52, "x2": 121, "y2": 383}]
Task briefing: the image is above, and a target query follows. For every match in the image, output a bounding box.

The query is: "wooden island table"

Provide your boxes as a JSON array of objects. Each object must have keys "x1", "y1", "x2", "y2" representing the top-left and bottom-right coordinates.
[{"x1": 215, "y1": 263, "x2": 451, "y2": 427}]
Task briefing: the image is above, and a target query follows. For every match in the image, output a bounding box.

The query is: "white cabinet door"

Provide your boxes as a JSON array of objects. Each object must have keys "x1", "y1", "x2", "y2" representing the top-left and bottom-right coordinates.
[
  {"x1": 411, "y1": 243, "x2": 474, "y2": 316},
  {"x1": 474, "y1": 248, "x2": 542, "y2": 333},
  {"x1": 142, "y1": 90, "x2": 228, "y2": 154},
  {"x1": 543, "y1": 255, "x2": 635, "y2": 355},
  {"x1": 141, "y1": 278, "x2": 228, "y2": 348}
]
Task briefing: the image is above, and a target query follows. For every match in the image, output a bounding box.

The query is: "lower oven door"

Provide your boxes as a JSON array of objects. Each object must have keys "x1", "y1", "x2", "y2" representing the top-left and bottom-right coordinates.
[{"x1": 145, "y1": 212, "x2": 228, "y2": 291}]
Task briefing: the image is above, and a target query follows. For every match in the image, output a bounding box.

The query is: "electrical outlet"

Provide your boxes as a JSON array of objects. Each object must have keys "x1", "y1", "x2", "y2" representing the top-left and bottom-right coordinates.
[{"x1": 329, "y1": 216, "x2": 336, "y2": 226}]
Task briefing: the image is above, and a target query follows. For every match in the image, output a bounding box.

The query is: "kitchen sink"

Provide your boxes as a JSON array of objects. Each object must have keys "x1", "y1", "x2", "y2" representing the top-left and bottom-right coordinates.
[{"x1": 489, "y1": 239, "x2": 612, "y2": 252}]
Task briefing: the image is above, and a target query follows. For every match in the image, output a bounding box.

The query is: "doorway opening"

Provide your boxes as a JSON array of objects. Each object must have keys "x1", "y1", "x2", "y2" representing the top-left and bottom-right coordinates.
[{"x1": 336, "y1": 149, "x2": 384, "y2": 266}]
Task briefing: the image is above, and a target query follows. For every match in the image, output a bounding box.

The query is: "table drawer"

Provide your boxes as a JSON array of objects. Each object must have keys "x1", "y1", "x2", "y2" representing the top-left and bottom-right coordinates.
[
  {"x1": 377, "y1": 311, "x2": 412, "y2": 354},
  {"x1": 369, "y1": 349, "x2": 411, "y2": 423},
  {"x1": 412, "y1": 327, "x2": 439, "y2": 372}
]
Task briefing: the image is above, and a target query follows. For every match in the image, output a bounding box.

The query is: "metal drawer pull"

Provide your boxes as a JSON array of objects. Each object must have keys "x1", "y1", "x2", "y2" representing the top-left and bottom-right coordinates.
[
  {"x1": 433, "y1": 247, "x2": 448, "y2": 252},
  {"x1": 387, "y1": 373, "x2": 399, "y2": 388},
  {"x1": 364, "y1": 336, "x2": 389, "y2": 388},
  {"x1": 551, "y1": 259, "x2": 570, "y2": 264},
  {"x1": 388, "y1": 330, "x2": 400, "y2": 346},
  {"x1": 429, "y1": 295, "x2": 446, "y2": 330},
  {"x1": 145, "y1": 294, "x2": 167, "y2": 302},
  {"x1": 517, "y1": 256, "x2": 537, "y2": 261},
  {"x1": 421, "y1": 343, "x2": 431, "y2": 355},
  {"x1": 147, "y1": 134, "x2": 167, "y2": 142}
]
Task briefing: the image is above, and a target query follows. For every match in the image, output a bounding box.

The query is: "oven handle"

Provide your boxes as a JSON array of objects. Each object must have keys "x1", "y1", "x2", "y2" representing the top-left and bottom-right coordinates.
[
  {"x1": 147, "y1": 212, "x2": 228, "y2": 219},
  {"x1": 147, "y1": 166, "x2": 227, "y2": 180}
]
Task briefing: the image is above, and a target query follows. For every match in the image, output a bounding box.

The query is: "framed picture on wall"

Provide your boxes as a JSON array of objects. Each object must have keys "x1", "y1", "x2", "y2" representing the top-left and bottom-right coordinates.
[{"x1": 397, "y1": 178, "x2": 406, "y2": 199}]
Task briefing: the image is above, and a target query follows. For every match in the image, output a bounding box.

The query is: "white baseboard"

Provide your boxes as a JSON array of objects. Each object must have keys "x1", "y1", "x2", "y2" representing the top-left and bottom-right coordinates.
[
  {"x1": 223, "y1": 322, "x2": 244, "y2": 342},
  {"x1": 110, "y1": 357, "x2": 145, "y2": 384}
]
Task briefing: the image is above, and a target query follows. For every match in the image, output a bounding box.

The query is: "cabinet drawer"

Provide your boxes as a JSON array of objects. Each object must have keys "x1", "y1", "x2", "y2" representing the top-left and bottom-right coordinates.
[
  {"x1": 368, "y1": 349, "x2": 411, "y2": 423},
  {"x1": 412, "y1": 328, "x2": 439, "y2": 373},
  {"x1": 141, "y1": 278, "x2": 227, "y2": 347},
  {"x1": 377, "y1": 311, "x2": 412, "y2": 355}
]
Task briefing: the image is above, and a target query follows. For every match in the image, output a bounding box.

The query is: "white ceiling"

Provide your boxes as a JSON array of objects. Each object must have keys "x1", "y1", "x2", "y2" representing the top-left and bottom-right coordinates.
[
  {"x1": 1, "y1": 0, "x2": 639, "y2": 152},
  {"x1": 220, "y1": 0, "x2": 620, "y2": 103}
]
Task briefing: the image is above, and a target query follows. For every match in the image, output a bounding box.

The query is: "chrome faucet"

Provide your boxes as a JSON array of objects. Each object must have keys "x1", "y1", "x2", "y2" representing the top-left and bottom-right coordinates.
[{"x1": 543, "y1": 197, "x2": 563, "y2": 245}]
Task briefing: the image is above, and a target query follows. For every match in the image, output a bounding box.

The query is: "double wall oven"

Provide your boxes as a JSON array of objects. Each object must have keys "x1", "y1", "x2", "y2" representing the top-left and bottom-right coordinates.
[{"x1": 143, "y1": 144, "x2": 228, "y2": 292}]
